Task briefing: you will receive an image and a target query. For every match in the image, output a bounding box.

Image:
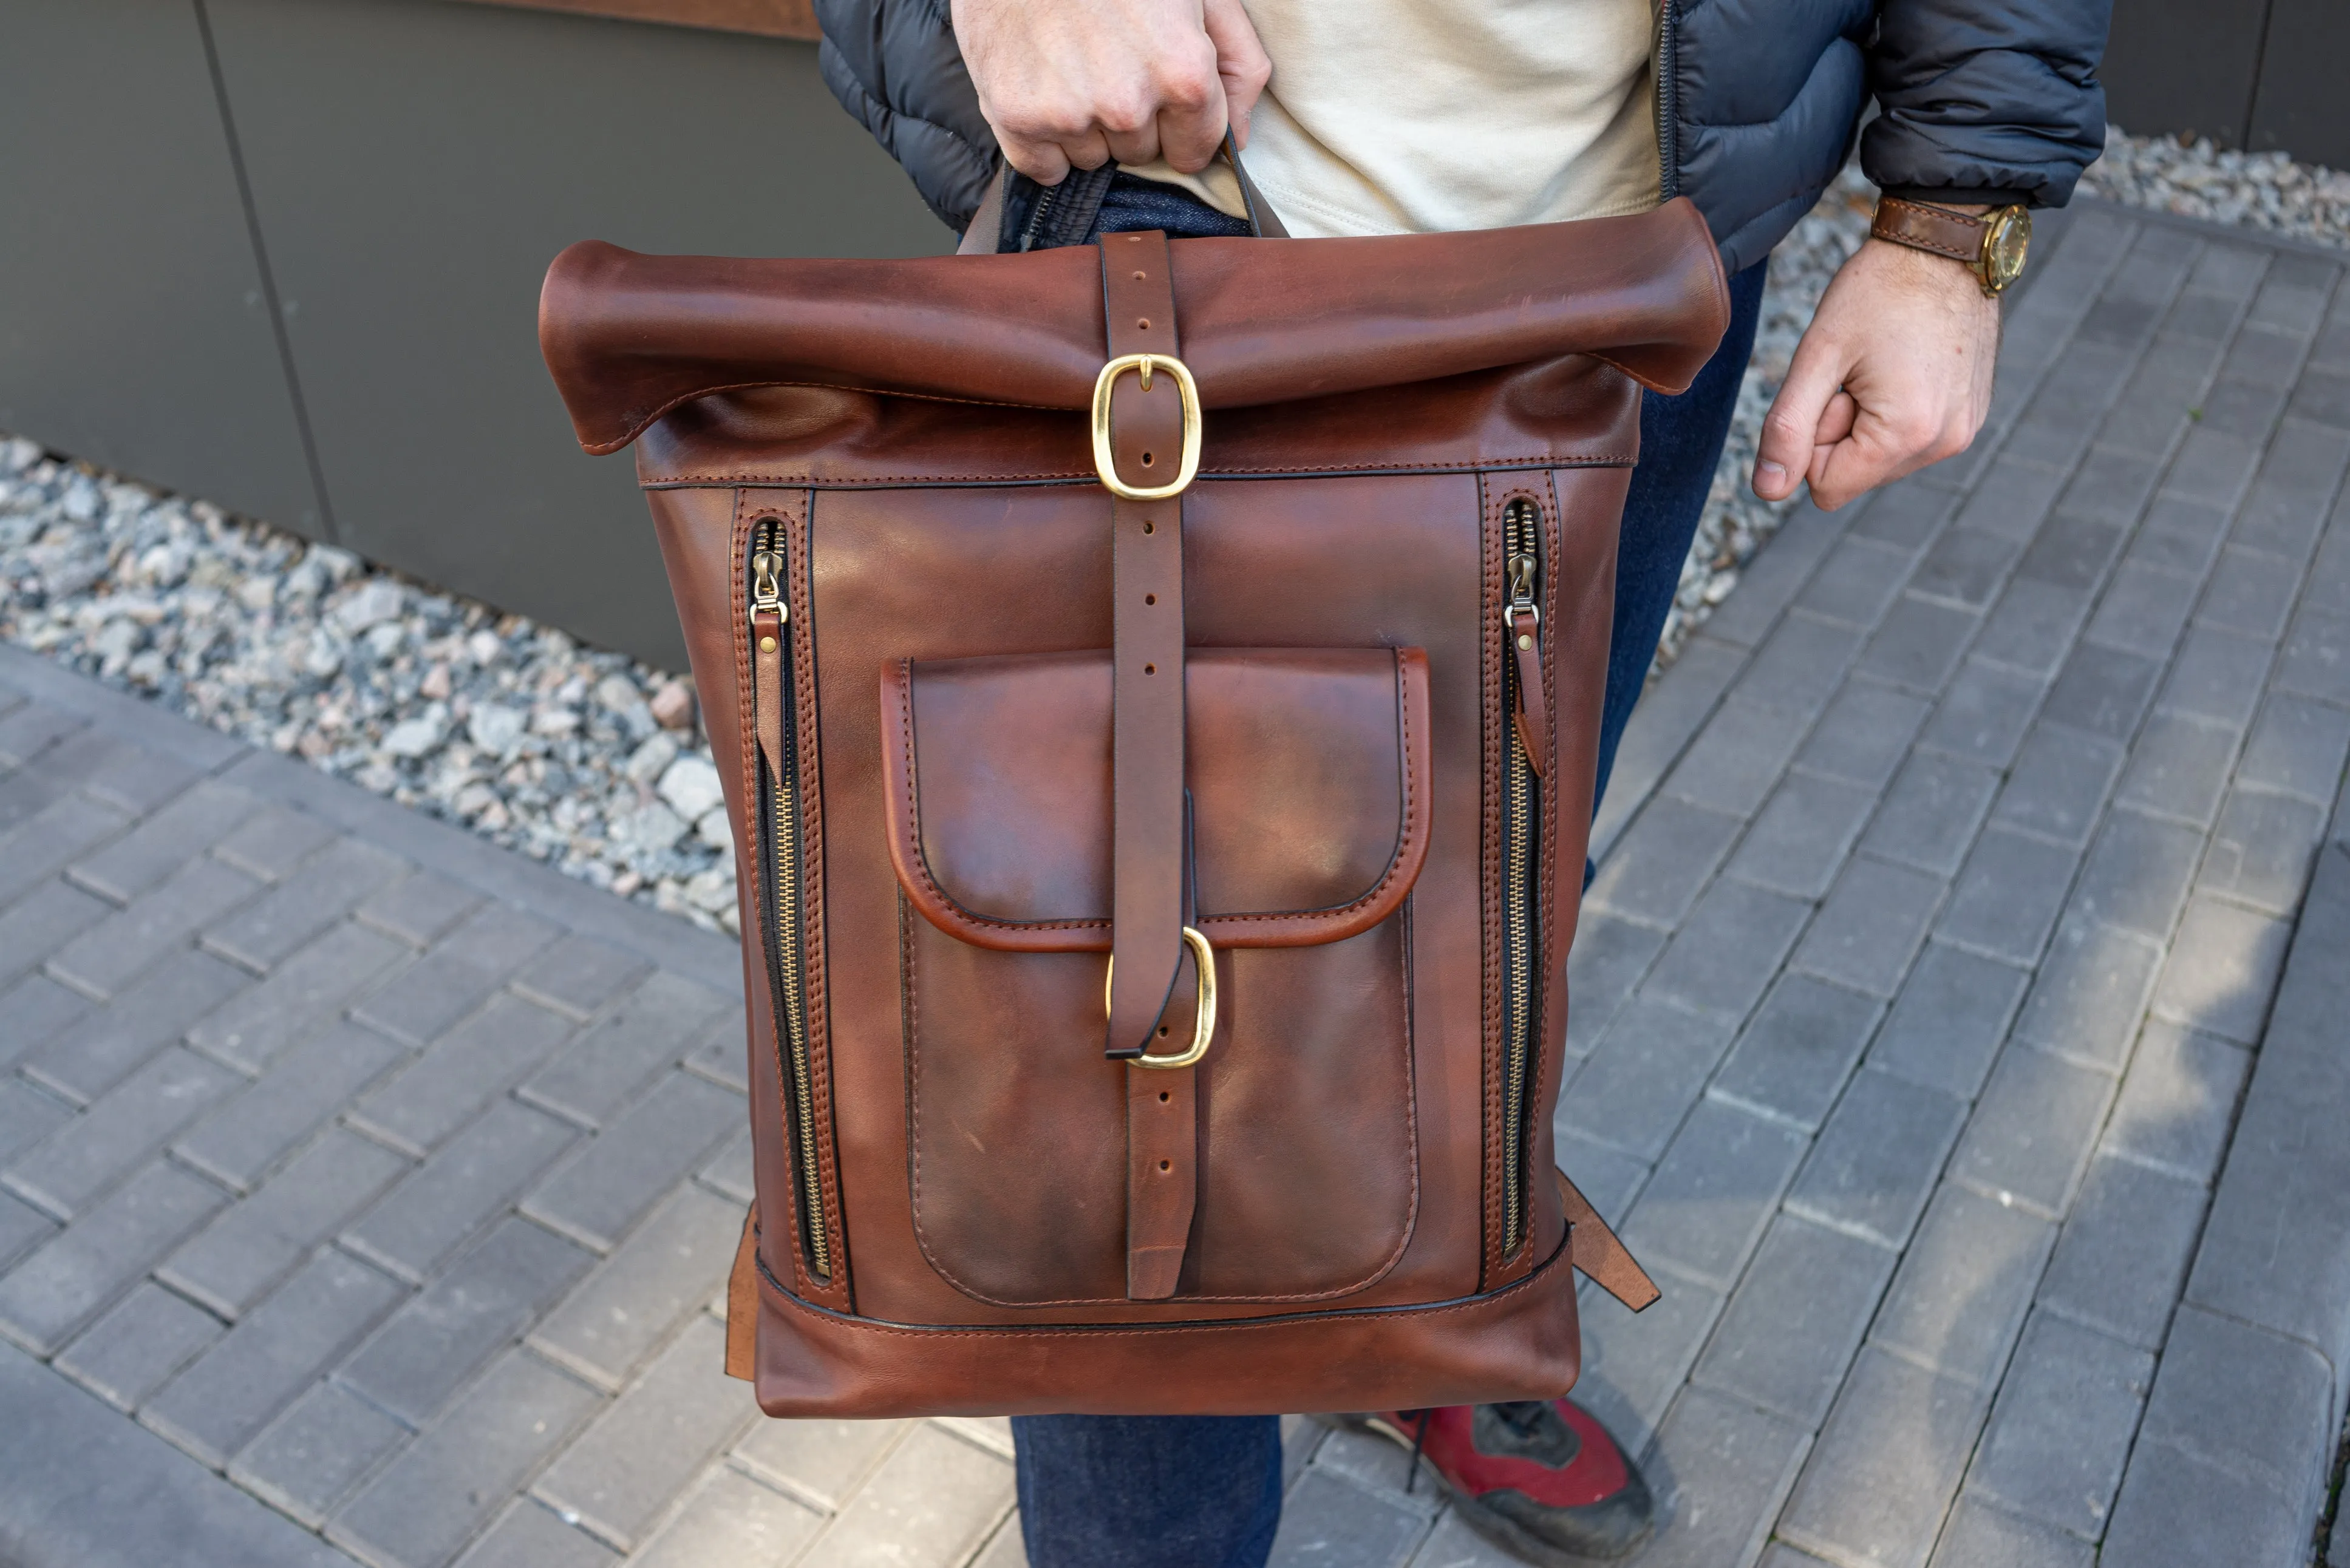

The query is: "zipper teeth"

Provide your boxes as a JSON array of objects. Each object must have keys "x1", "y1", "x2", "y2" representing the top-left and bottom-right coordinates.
[
  {"x1": 1502, "y1": 498, "x2": 1541, "y2": 1255},
  {"x1": 756, "y1": 521, "x2": 829, "y2": 1281},
  {"x1": 1654, "y1": 0, "x2": 1679, "y2": 203}
]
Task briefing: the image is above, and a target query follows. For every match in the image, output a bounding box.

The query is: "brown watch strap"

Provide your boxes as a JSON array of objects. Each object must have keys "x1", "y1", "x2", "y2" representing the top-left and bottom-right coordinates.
[{"x1": 1871, "y1": 196, "x2": 1988, "y2": 267}]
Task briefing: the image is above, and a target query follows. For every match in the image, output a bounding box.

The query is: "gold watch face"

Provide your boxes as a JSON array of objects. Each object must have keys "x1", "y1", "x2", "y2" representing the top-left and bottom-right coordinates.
[{"x1": 1983, "y1": 206, "x2": 2032, "y2": 293}]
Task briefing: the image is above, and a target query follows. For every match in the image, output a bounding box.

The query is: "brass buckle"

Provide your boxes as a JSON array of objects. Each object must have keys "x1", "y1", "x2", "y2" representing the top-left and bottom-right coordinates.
[
  {"x1": 1104, "y1": 925, "x2": 1218, "y2": 1069},
  {"x1": 1090, "y1": 353, "x2": 1202, "y2": 501}
]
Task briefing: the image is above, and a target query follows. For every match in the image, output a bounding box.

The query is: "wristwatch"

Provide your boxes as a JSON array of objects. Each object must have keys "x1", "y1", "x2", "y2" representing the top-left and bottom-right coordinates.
[{"x1": 1870, "y1": 196, "x2": 2033, "y2": 296}]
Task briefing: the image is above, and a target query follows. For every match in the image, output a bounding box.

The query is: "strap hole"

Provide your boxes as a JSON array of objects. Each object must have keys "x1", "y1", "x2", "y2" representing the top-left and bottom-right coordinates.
[
  {"x1": 1144, "y1": 663, "x2": 1156, "y2": 675},
  {"x1": 1159, "y1": 1159, "x2": 1171, "y2": 1172},
  {"x1": 1144, "y1": 593, "x2": 1156, "y2": 605},
  {"x1": 1158, "y1": 1025, "x2": 1170, "y2": 1036},
  {"x1": 1132, "y1": 270, "x2": 1146, "y2": 281},
  {"x1": 1159, "y1": 1090, "x2": 1171, "y2": 1102},
  {"x1": 1142, "y1": 520, "x2": 1154, "y2": 534},
  {"x1": 1140, "y1": 452, "x2": 1154, "y2": 467}
]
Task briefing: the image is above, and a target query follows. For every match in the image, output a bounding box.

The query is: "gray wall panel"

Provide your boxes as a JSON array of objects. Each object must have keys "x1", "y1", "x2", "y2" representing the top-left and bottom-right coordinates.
[
  {"x1": 2247, "y1": 0, "x2": 2350, "y2": 169},
  {"x1": 2100, "y1": 0, "x2": 2270, "y2": 150},
  {"x1": 0, "y1": 0, "x2": 324, "y2": 535},
  {"x1": 205, "y1": 0, "x2": 949, "y2": 670}
]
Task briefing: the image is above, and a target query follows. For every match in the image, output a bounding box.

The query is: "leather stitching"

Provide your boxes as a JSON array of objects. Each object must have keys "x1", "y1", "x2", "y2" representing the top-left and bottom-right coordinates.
[{"x1": 643, "y1": 454, "x2": 1639, "y2": 486}]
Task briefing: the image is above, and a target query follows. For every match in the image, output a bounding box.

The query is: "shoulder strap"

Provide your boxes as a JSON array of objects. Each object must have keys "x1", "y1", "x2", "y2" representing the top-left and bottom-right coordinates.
[{"x1": 956, "y1": 135, "x2": 1286, "y2": 256}]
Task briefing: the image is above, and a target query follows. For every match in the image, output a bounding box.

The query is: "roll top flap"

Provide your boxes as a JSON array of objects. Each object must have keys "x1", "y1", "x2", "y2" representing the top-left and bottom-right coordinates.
[{"x1": 882, "y1": 647, "x2": 1432, "y2": 952}]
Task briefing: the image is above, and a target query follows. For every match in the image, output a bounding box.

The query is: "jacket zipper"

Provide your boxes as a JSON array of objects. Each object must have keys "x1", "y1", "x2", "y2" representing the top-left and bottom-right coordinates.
[
  {"x1": 1501, "y1": 497, "x2": 1546, "y2": 1256},
  {"x1": 750, "y1": 520, "x2": 829, "y2": 1281},
  {"x1": 1653, "y1": 0, "x2": 1680, "y2": 203}
]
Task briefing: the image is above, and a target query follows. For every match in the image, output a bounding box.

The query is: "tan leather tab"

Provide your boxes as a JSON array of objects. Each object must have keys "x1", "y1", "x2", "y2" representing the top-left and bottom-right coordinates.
[
  {"x1": 724, "y1": 1204, "x2": 760, "y2": 1381},
  {"x1": 1509, "y1": 610, "x2": 1549, "y2": 779},
  {"x1": 752, "y1": 605, "x2": 786, "y2": 782},
  {"x1": 1102, "y1": 231, "x2": 1188, "y2": 1061},
  {"x1": 1556, "y1": 1169, "x2": 1658, "y2": 1312}
]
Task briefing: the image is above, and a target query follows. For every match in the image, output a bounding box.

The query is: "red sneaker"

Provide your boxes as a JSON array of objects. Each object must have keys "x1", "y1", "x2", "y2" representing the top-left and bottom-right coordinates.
[{"x1": 1325, "y1": 1400, "x2": 1654, "y2": 1564}]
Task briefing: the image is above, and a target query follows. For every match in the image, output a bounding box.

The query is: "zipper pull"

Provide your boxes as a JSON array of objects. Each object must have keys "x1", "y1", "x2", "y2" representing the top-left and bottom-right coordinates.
[
  {"x1": 1505, "y1": 516, "x2": 1550, "y2": 778},
  {"x1": 751, "y1": 524, "x2": 788, "y2": 780}
]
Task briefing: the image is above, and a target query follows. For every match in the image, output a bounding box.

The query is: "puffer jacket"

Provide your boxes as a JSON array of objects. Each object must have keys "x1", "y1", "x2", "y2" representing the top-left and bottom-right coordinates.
[{"x1": 814, "y1": 0, "x2": 2109, "y2": 276}]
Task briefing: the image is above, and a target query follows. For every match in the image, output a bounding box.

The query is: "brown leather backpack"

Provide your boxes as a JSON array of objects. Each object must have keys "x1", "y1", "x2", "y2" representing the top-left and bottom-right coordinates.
[{"x1": 539, "y1": 194, "x2": 1728, "y2": 1418}]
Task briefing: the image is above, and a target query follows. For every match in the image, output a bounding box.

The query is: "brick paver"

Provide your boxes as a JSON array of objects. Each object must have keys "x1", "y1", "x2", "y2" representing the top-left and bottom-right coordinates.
[{"x1": 0, "y1": 197, "x2": 2344, "y2": 1568}]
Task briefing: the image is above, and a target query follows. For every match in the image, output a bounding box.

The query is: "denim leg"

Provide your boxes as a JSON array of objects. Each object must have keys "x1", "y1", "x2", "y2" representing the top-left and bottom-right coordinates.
[
  {"x1": 1590, "y1": 259, "x2": 1770, "y2": 826},
  {"x1": 1012, "y1": 1414, "x2": 1284, "y2": 1568}
]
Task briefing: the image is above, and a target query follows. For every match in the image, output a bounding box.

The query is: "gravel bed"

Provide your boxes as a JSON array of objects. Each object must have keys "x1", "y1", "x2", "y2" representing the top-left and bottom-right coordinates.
[{"x1": 4, "y1": 130, "x2": 2338, "y2": 926}]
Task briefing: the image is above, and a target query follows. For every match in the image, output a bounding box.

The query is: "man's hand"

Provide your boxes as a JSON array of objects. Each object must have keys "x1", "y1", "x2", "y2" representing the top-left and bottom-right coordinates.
[
  {"x1": 1753, "y1": 235, "x2": 2001, "y2": 511},
  {"x1": 951, "y1": 0, "x2": 1272, "y2": 186}
]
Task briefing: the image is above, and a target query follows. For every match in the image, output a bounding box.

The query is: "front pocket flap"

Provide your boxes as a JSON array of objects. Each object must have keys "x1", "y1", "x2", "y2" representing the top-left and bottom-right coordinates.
[{"x1": 884, "y1": 647, "x2": 1431, "y2": 952}]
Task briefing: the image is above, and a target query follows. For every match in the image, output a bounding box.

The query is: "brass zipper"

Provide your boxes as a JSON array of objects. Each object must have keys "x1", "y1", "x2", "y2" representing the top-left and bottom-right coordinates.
[
  {"x1": 751, "y1": 520, "x2": 829, "y2": 1280},
  {"x1": 1500, "y1": 497, "x2": 1544, "y2": 1255}
]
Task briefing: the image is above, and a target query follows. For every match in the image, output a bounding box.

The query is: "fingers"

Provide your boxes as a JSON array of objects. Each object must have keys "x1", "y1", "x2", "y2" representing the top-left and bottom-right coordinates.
[
  {"x1": 1753, "y1": 330, "x2": 1850, "y2": 504},
  {"x1": 1204, "y1": 0, "x2": 1273, "y2": 148}
]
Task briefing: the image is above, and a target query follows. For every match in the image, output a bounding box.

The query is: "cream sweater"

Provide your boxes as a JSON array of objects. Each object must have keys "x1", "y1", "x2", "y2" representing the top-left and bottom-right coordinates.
[{"x1": 1231, "y1": 0, "x2": 1661, "y2": 238}]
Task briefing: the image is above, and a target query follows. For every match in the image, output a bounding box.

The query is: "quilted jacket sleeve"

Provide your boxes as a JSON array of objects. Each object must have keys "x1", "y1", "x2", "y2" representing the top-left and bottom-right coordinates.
[
  {"x1": 1861, "y1": 0, "x2": 2113, "y2": 207},
  {"x1": 814, "y1": 0, "x2": 1000, "y2": 232}
]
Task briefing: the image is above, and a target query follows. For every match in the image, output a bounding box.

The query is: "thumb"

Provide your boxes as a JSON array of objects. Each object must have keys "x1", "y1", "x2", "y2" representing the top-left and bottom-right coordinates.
[{"x1": 1754, "y1": 330, "x2": 1849, "y2": 503}]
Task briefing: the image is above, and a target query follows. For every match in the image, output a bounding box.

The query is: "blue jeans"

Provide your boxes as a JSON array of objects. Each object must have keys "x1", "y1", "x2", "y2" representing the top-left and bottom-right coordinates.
[{"x1": 1012, "y1": 259, "x2": 1768, "y2": 1568}]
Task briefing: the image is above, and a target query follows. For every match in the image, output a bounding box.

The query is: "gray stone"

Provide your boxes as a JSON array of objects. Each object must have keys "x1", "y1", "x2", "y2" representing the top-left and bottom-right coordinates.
[
  {"x1": 1855, "y1": 596, "x2": 1980, "y2": 694},
  {"x1": 2233, "y1": 419, "x2": 2350, "y2": 560},
  {"x1": 140, "y1": 1248, "x2": 406, "y2": 1468},
  {"x1": 1701, "y1": 501, "x2": 1853, "y2": 645},
  {"x1": 1796, "y1": 537, "x2": 1916, "y2": 629},
  {"x1": 2196, "y1": 375, "x2": 2288, "y2": 440},
  {"x1": 2017, "y1": 514, "x2": 2128, "y2": 594},
  {"x1": 2068, "y1": 808, "x2": 2205, "y2": 938},
  {"x1": 1785, "y1": 1069, "x2": 1967, "y2": 1249},
  {"x1": 161, "y1": 1128, "x2": 409, "y2": 1319},
  {"x1": 2014, "y1": 916, "x2": 2164, "y2": 1070},
  {"x1": 357, "y1": 871, "x2": 485, "y2": 948},
  {"x1": 0, "y1": 1189, "x2": 57, "y2": 1275},
  {"x1": 529, "y1": 1184, "x2": 745, "y2": 1392},
  {"x1": 1853, "y1": 477, "x2": 1960, "y2": 551},
  {"x1": 211, "y1": 805, "x2": 341, "y2": 884},
  {"x1": 678, "y1": 1010, "x2": 749, "y2": 1093},
  {"x1": 1869, "y1": 1183, "x2": 2055, "y2": 1388},
  {"x1": 2274, "y1": 608, "x2": 2350, "y2": 708},
  {"x1": 186, "y1": 921, "x2": 412, "y2": 1074},
  {"x1": 1869, "y1": 943, "x2": 2031, "y2": 1099},
  {"x1": 1859, "y1": 752, "x2": 2001, "y2": 877},
  {"x1": 0, "y1": 879, "x2": 112, "y2": 991},
  {"x1": 1690, "y1": 1215, "x2": 1896, "y2": 1427},
  {"x1": 1731, "y1": 614, "x2": 1867, "y2": 722},
  {"x1": 1570, "y1": 1275, "x2": 1728, "y2": 1461},
  {"x1": 1955, "y1": 458, "x2": 2067, "y2": 542},
  {"x1": 1927, "y1": 1498, "x2": 2094, "y2": 1568},
  {"x1": 2111, "y1": 711, "x2": 2240, "y2": 827},
  {"x1": 0, "y1": 1161, "x2": 229, "y2": 1354},
  {"x1": 1623, "y1": 1388, "x2": 1810, "y2": 1568},
  {"x1": 231, "y1": 1380, "x2": 412, "y2": 1530},
  {"x1": 2161, "y1": 427, "x2": 2264, "y2": 509},
  {"x1": 516, "y1": 972, "x2": 732, "y2": 1131},
  {"x1": 2131, "y1": 495, "x2": 2232, "y2": 579},
  {"x1": 1790, "y1": 857, "x2": 1944, "y2": 999},
  {"x1": 1585, "y1": 796, "x2": 1746, "y2": 929},
  {"x1": 2036, "y1": 1155, "x2": 2205, "y2": 1349},
  {"x1": 1910, "y1": 528, "x2": 2019, "y2": 610},
  {"x1": 21, "y1": 946, "x2": 250, "y2": 1107},
  {"x1": 1562, "y1": 915, "x2": 1666, "y2": 1057},
  {"x1": 0, "y1": 974, "x2": 94, "y2": 1070},
  {"x1": 339, "y1": 1217, "x2": 594, "y2": 1428},
  {"x1": 1977, "y1": 579, "x2": 2094, "y2": 680},
  {"x1": 54, "y1": 1281, "x2": 225, "y2": 1413},
  {"x1": 2156, "y1": 626, "x2": 2274, "y2": 728},
  {"x1": 7, "y1": 1047, "x2": 242, "y2": 1221},
  {"x1": 0, "y1": 1077, "x2": 74, "y2": 1167},
  {"x1": 1710, "y1": 972, "x2": 1884, "y2": 1132},
  {"x1": 1556, "y1": 998, "x2": 1736, "y2": 1161},
  {"x1": 2040, "y1": 643, "x2": 2161, "y2": 741},
  {"x1": 1776, "y1": 1348, "x2": 1990, "y2": 1568},
  {"x1": 2084, "y1": 562, "x2": 2201, "y2": 661},
  {"x1": 63, "y1": 782, "x2": 256, "y2": 904},
  {"x1": 1550, "y1": 1134, "x2": 1650, "y2": 1229},
  {"x1": 1267, "y1": 1470, "x2": 1428, "y2": 1568},
  {"x1": 1935, "y1": 830, "x2": 2081, "y2": 968},
  {"x1": 509, "y1": 935, "x2": 654, "y2": 1025},
  {"x1": 2201, "y1": 786, "x2": 2327, "y2": 914},
  {"x1": 2104, "y1": 1019, "x2": 2250, "y2": 1184},
  {"x1": 352, "y1": 994, "x2": 577, "y2": 1156},
  {"x1": 1664, "y1": 699, "x2": 1810, "y2": 818},
  {"x1": 1619, "y1": 1099, "x2": 1807, "y2": 1289},
  {"x1": 1951, "y1": 1044, "x2": 2115, "y2": 1217},
  {"x1": 530, "y1": 1316, "x2": 755, "y2": 1550},
  {"x1": 1989, "y1": 724, "x2": 2125, "y2": 846},
  {"x1": 2055, "y1": 446, "x2": 2164, "y2": 524},
  {"x1": 352, "y1": 903, "x2": 560, "y2": 1047},
  {"x1": 1967, "y1": 1311, "x2": 2154, "y2": 1538},
  {"x1": 785, "y1": 1420, "x2": 1014, "y2": 1568},
  {"x1": 2103, "y1": 1308, "x2": 2333, "y2": 1568},
  {"x1": 1916, "y1": 660, "x2": 2045, "y2": 769},
  {"x1": 2150, "y1": 895, "x2": 2292, "y2": 1044},
  {"x1": 341, "y1": 1099, "x2": 579, "y2": 1285},
  {"x1": 2196, "y1": 546, "x2": 2301, "y2": 640},
  {"x1": 1723, "y1": 772, "x2": 1877, "y2": 900},
  {"x1": 0, "y1": 700, "x2": 86, "y2": 767},
  {"x1": 200, "y1": 838, "x2": 406, "y2": 972},
  {"x1": 0, "y1": 1342, "x2": 356, "y2": 1568},
  {"x1": 1641, "y1": 878, "x2": 1812, "y2": 1020},
  {"x1": 1793, "y1": 682, "x2": 1933, "y2": 789},
  {"x1": 0, "y1": 794, "x2": 130, "y2": 909},
  {"x1": 1592, "y1": 641, "x2": 1745, "y2": 859},
  {"x1": 731, "y1": 1415, "x2": 913, "y2": 1513},
  {"x1": 522, "y1": 1070, "x2": 740, "y2": 1255},
  {"x1": 329, "y1": 1349, "x2": 604, "y2": 1568},
  {"x1": 175, "y1": 1019, "x2": 411, "y2": 1193},
  {"x1": 2235, "y1": 693, "x2": 2350, "y2": 804},
  {"x1": 628, "y1": 1469, "x2": 817, "y2": 1568},
  {"x1": 696, "y1": 1127, "x2": 755, "y2": 1206},
  {"x1": 47, "y1": 855, "x2": 262, "y2": 1000},
  {"x1": 455, "y1": 1499, "x2": 623, "y2": 1568}
]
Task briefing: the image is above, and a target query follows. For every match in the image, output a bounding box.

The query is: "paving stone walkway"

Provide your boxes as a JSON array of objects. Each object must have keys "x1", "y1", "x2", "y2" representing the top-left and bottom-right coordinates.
[{"x1": 1, "y1": 197, "x2": 2346, "y2": 1568}]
